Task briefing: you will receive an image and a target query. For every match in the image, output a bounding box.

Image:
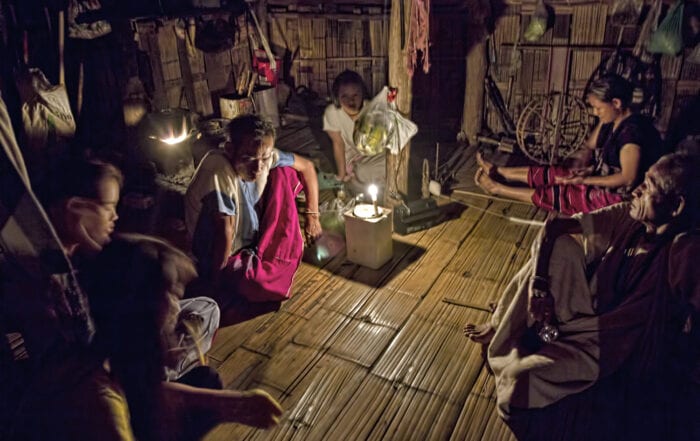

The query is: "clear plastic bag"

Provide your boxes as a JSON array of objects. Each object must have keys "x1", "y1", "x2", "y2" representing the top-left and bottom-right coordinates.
[
  {"x1": 353, "y1": 86, "x2": 417, "y2": 156},
  {"x1": 523, "y1": 0, "x2": 550, "y2": 42},
  {"x1": 648, "y1": 0, "x2": 685, "y2": 56},
  {"x1": 319, "y1": 196, "x2": 355, "y2": 235}
]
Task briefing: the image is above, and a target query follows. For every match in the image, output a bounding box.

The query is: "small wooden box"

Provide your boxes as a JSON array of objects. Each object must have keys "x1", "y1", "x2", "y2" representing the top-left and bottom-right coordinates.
[
  {"x1": 219, "y1": 94, "x2": 253, "y2": 120},
  {"x1": 344, "y1": 206, "x2": 393, "y2": 269}
]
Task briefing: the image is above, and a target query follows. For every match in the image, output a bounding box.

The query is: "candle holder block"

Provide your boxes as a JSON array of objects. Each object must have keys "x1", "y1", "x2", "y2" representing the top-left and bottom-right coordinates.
[{"x1": 344, "y1": 204, "x2": 393, "y2": 269}]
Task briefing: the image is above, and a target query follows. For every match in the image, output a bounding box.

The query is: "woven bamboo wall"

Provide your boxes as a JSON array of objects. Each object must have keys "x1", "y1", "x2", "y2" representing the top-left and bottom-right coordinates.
[
  {"x1": 133, "y1": 9, "x2": 389, "y2": 117},
  {"x1": 134, "y1": 13, "x2": 254, "y2": 116},
  {"x1": 267, "y1": 11, "x2": 389, "y2": 99},
  {"x1": 485, "y1": 1, "x2": 699, "y2": 135}
]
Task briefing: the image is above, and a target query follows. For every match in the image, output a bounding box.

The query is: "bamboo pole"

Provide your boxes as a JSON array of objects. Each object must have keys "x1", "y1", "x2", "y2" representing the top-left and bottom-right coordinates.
[
  {"x1": 58, "y1": 10, "x2": 65, "y2": 85},
  {"x1": 461, "y1": 40, "x2": 486, "y2": 144},
  {"x1": 387, "y1": 0, "x2": 412, "y2": 205}
]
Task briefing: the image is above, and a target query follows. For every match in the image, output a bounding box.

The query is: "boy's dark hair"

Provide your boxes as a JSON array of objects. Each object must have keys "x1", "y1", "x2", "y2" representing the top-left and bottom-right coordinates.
[
  {"x1": 47, "y1": 158, "x2": 124, "y2": 206},
  {"x1": 331, "y1": 70, "x2": 369, "y2": 108},
  {"x1": 588, "y1": 74, "x2": 634, "y2": 109},
  {"x1": 227, "y1": 114, "x2": 276, "y2": 150}
]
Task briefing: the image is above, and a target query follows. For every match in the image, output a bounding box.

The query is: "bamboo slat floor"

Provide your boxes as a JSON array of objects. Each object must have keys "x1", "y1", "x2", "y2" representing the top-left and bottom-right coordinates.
[{"x1": 203, "y1": 151, "x2": 546, "y2": 441}]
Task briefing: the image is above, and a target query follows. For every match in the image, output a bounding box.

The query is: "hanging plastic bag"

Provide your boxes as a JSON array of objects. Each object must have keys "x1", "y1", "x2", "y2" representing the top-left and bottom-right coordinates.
[
  {"x1": 610, "y1": 0, "x2": 644, "y2": 26},
  {"x1": 523, "y1": 0, "x2": 550, "y2": 42},
  {"x1": 16, "y1": 68, "x2": 76, "y2": 152},
  {"x1": 648, "y1": 0, "x2": 685, "y2": 56},
  {"x1": 15, "y1": 68, "x2": 76, "y2": 191},
  {"x1": 353, "y1": 86, "x2": 418, "y2": 156}
]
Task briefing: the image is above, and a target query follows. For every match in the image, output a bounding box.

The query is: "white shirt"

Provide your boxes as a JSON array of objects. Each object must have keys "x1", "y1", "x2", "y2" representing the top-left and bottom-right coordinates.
[{"x1": 323, "y1": 104, "x2": 364, "y2": 163}]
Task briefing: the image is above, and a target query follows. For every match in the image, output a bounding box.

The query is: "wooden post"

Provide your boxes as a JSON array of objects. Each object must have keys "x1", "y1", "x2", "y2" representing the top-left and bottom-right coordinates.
[
  {"x1": 387, "y1": 0, "x2": 412, "y2": 205},
  {"x1": 461, "y1": 40, "x2": 487, "y2": 145}
]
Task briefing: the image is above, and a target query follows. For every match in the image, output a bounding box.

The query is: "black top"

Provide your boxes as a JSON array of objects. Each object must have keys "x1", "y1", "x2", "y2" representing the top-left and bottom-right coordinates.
[{"x1": 595, "y1": 114, "x2": 665, "y2": 193}]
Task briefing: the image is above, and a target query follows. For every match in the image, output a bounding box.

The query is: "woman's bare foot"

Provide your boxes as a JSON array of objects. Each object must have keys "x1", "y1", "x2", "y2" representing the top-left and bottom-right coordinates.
[
  {"x1": 463, "y1": 323, "x2": 495, "y2": 344},
  {"x1": 474, "y1": 168, "x2": 500, "y2": 195},
  {"x1": 476, "y1": 152, "x2": 497, "y2": 176}
]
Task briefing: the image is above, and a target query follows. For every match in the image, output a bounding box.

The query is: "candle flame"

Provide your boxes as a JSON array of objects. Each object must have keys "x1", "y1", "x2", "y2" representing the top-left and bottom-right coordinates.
[{"x1": 368, "y1": 184, "x2": 378, "y2": 202}]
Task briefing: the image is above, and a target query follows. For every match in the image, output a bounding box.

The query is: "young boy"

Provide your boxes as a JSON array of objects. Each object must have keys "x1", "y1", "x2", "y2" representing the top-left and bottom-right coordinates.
[
  {"x1": 323, "y1": 70, "x2": 386, "y2": 194},
  {"x1": 185, "y1": 114, "x2": 322, "y2": 304}
]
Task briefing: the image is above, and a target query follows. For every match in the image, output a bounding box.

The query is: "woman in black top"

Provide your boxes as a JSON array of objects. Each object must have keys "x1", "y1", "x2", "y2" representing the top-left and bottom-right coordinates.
[{"x1": 475, "y1": 74, "x2": 664, "y2": 215}]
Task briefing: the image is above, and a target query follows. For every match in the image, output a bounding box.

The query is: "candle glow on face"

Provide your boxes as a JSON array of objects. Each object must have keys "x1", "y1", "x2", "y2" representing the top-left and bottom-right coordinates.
[{"x1": 368, "y1": 184, "x2": 378, "y2": 202}]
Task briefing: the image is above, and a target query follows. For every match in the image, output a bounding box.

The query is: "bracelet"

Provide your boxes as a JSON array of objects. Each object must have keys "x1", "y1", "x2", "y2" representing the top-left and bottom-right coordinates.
[
  {"x1": 531, "y1": 288, "x2": 549, "y2": 299},
  {"x1": 302, "y1": 210, "x2": 320, "y2": 216}
]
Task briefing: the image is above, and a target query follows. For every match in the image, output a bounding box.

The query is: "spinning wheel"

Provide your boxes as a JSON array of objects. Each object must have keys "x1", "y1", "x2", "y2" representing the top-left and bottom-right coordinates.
[{"x1": 515, "y1": 92, "x2": 593, "y2": 165}]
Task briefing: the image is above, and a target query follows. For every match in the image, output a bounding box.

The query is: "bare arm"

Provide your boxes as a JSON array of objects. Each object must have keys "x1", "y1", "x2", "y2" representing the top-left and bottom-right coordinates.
[
  {"x1": 161, "y1": 381, "x2": 283, "y2": 429},
  {"x1": 210, "y1": 212, "x2": 235, "y2": 283},
  {"x1": 291, "y1": 153, "x2": 322, "y2": 242},
  {"x1": 529, "y1": 217, "x2": 583, "y2": 322},
  {"x1": 535, "y1": 218, "x2": 584, "y2": 276},
  {"x1": 581, "y1": 144, "x2": 640, "y2": 188},
  {"x1": 557, "y1": 144, "x2": 641, "y2": 188},
  {"x1": 326, "y1": 130, "x2": 350, "y2": 180}
]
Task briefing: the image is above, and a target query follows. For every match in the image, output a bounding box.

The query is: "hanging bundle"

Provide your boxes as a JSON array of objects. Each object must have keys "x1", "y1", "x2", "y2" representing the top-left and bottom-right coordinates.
[
  {"x1": 610, "y1": 0, "x2": 644, "y2": 26},
  {"x1": 67, "y1": 0, "x2": 112, "y2": 39},
  {"x1": 406, "y1": 0, "x2": 431, "y2": 77},
  {"x1": 353, "y1": 87, "x2": 418, "y2": 156},
  {"x1": 523, "y1": 0, "x2": 550, "y2": 42},
  {"x1": 648, "y1": 0, "x2": 685, "y2": 56}
]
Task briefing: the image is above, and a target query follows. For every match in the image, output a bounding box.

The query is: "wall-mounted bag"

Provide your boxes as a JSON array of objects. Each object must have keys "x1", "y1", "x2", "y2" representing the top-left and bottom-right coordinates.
[
  {"x1": 15, "y1": 68, "x2": 76, "y2": 192},
  {"x1": 648, "y1": 0, "x2": 685, "y2": 55}
]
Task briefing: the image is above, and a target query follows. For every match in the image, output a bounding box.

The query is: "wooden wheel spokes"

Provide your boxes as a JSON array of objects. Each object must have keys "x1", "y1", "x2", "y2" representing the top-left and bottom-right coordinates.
[{"x1": 516, "y1": 92, "x2": 591, "y2": 165}]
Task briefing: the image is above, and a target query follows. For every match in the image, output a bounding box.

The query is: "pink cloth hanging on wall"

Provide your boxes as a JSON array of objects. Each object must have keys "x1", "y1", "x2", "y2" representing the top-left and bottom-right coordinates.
[{"x1": 406, "y1": 0, "x2": 431, "y2": 77}]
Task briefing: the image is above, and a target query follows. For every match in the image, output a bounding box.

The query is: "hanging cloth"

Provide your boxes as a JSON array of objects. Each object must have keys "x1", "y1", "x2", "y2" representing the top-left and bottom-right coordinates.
[{"x1": 406, "y1": 0, "x2": 431, "y2": 77}]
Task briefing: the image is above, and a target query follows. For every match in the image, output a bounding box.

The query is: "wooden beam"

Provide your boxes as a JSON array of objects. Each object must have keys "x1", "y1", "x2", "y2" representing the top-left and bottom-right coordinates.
[
  {"x1": 387, "y1": 0, "x2": 412, "y2": 205},
  {"x1": 462, "y1": 40, "x2": 486, "y2": 144}
]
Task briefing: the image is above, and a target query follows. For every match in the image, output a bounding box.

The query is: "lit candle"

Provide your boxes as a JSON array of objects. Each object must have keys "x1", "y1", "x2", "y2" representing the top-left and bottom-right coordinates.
[{"x1": 368, "y1": 184, "x2": 378, "y2": 216}]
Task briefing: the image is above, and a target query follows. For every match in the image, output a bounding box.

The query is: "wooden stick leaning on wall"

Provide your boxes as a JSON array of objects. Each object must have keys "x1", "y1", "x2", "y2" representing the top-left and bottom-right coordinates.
[{"x1": 58, "y1": 10, "x2": 65, "y2": 85}]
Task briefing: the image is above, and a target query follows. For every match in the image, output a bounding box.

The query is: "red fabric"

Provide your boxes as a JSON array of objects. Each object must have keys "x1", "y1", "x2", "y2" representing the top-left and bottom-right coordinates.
[
  {"x1": 253, "y1": 49, "x2": 281, "y2": 86},
  {"x1": 406, "y1": 0, "x2": 431, "y2": 77},
  {"x1": 223, "y1": 167, "x2": 303, "y2": 302},
  {"x1": 528, "y1": 166, "x2": 623, "y2": 215}
]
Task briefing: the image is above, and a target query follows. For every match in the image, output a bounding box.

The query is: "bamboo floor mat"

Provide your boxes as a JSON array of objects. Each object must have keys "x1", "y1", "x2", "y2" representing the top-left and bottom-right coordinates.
[{"x1": 204, "y1": 157, "x2": 541, "y2": 440}]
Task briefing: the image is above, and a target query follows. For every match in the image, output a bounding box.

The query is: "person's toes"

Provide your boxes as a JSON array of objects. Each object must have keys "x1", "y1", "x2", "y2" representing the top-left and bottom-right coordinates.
[
  {"x1": 475, "y1": 168, "x2": 497, "y2": 195},
  {"x1": 476, "y1": 152, "x2": 493, "y2": 175},
  {"x1": 463, "y1": 324, "x2": 475, "y2": 336},
  {"x1": 465, "y1": 323, "x2": 495, "y2": 344},
  {"x1": 474, "y1": 168, "x2": 488, "y2": 192}
]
